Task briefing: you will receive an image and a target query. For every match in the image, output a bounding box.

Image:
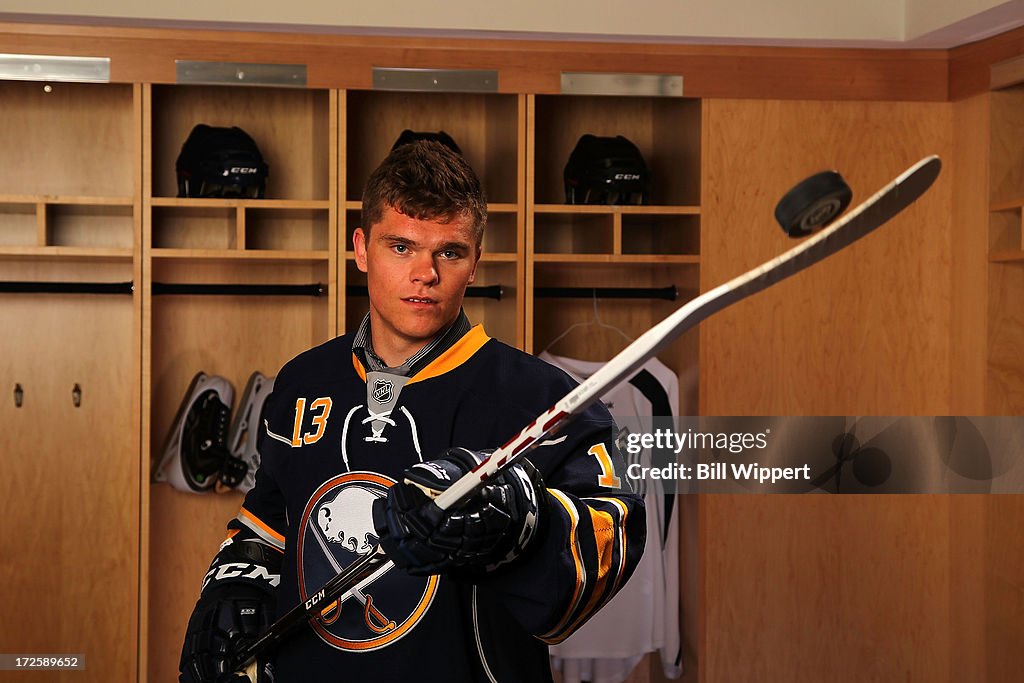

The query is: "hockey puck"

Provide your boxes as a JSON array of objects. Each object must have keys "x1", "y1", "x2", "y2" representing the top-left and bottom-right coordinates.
[{"x1": 774, "y1": 170, "x2": 853, "y2": 238}]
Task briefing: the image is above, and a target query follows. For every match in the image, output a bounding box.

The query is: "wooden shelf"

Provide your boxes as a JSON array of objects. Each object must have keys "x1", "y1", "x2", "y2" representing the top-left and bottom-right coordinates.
[
  {"x1": 344, "y1": 200, "x2": 518, "y2": 213},
  {"x1": 151, "y1": 198, "x2": 329, "y2": 210},
  {"x1": 486, "y1": 203, "x2": 519, "y2": 214},
  {"x1": 481, "y1": 252, "x2": 519, "y2": 262},
  {"x1": 151, "y1": 248, "x2": 328, "y2": 263},
  {"x1": 990, "y1": 198, "x2": 1024, "y2": 212},
  {"x1": 989, "y1": 250, "x2": 1024, "y2": 262},
  {"x1": 0, "y1": 246, "x2": 133, "y2": 261},
  {"x1": 534, "y1": 204, "x2": 700, "y2": 216},
  {"x1": 532, "y1": 253, "x2": 700, "y2": 264},
  {"x1": 0, "y1": 194, "x2": 135, "y2": 206}
]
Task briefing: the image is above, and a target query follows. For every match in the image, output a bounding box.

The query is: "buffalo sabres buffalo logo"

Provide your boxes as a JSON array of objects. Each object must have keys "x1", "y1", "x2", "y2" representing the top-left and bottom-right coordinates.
[
  {"x1": 297, "y1": 472, "x2": 438, "y2": 651},
  {"x1": 371, "y1": 378, "x2": 394, "y2": 404}
]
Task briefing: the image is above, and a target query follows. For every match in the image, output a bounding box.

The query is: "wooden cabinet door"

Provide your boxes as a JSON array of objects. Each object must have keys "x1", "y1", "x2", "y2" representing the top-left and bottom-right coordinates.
[{"x1": 0, "y1": 282, "x2": 139, "y2": 682}]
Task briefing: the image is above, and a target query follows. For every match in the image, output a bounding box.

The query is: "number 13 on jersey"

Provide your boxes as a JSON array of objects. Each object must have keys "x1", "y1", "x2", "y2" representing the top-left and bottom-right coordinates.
[{"x1": 291, "y1": 397, "x2": 333, "y2": 446}]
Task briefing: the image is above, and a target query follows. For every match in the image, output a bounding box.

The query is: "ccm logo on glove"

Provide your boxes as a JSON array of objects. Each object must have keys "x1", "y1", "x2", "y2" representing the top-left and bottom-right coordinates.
[{"x1": 202, "y1": 562, "x2": 281, "y2": 591}]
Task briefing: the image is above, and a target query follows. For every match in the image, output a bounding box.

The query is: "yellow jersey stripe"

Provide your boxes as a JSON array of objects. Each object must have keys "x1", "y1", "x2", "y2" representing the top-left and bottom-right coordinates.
[
  {"x1": 350, "y1": 325, "x2": 490, "y2": 384},
  {"x1": 238, "y1": 506, "x2": 286, "y2": 549},
  {"x1": 408, "y1": 325, "x2": 490, "y2": 385},
  {"x1": 549, "y1": 500, "x2": 627, "y2": 641},
  {"x1": 539, "y1": 489, "x2": 585, "y2": 643},
  {"x1": 594, "y1": 497, "x2": 630, "y2": 598}
]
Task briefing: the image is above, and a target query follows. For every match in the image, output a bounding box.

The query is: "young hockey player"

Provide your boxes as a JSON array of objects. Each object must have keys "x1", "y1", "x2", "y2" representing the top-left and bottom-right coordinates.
[{"x1": 179, "y1": 139, "x2": 647, "y2": 682}]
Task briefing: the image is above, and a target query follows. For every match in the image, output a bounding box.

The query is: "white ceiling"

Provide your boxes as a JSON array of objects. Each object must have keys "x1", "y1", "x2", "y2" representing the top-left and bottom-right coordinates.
[{"x1": 0, "y1": 0, "x2": 1022, "y2": 49}]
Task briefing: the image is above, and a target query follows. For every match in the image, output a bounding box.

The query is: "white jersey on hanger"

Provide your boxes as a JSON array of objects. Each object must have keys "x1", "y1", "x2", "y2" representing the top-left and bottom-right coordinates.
[{"x1": 540, "y1": 351, "x2": 684, "y2": 683}]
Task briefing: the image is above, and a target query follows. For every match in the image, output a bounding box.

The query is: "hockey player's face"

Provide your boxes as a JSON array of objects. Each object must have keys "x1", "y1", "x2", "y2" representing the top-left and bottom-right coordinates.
[{"x1": 354, "y1": 207, "x2": 480, "y2": 366}]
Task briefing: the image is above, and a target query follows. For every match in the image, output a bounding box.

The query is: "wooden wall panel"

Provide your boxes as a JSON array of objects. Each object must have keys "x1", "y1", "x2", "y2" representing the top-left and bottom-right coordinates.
[
  {"x1": 698, "y1": 99, "x2": 956, "y2": 682},
  {"x1": 947, "y1": 94, "x2": 992, "y2": 683},
  {"x1": 701, "y1": 99, "x2": 953, "y2": 416},
  {"x1": 983, "y1": 496, "x2": 1024, "y2": 679},
  {"x1": 949, "y1": 495, "x2": 987, "y2": 682},
  {"x1": 950, "y1": 94, "x2": 989, "y2": 414},
  {"x1": 0, "y1": 261, "x2": 139, "y2": 683},
  {"x1": 704, "y1": 495, "x2": 951, "y2": 682},
  {"x1": 951, "y1": 496, "x2": 1024, "y2": 682}
]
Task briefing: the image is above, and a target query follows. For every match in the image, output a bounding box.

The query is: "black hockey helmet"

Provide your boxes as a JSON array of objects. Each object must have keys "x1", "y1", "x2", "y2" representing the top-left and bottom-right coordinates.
[
  {"x1": 176, "y1": 124, "x2": 269, "y2": 199},
  {"x1": 390, "y1": 129, "x2": 462, "y2": 155},
  {"x1": 564, "y1": 134, "x2": 651, "y2": 205}
]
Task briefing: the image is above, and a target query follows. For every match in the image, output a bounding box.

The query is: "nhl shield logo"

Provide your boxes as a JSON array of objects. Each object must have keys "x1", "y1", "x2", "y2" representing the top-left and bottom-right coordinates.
[{"x1": 371, "y1": 378, "x2": 394, "y2": 404}]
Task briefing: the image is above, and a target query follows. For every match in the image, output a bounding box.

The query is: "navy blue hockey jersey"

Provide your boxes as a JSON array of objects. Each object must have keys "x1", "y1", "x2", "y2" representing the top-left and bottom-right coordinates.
[{"x1": 222, "y1": 326, "x2": 647, "y2": 682}]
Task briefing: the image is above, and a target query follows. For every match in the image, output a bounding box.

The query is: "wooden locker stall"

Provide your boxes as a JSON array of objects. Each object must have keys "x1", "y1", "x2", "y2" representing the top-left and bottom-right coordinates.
[
  {"x1": 141, "y1": 84, "x2": 338, "y2": 679},
  {"x1": 0, "y1": 80, "x2": 142, "y2": 682},
  {"x1": 340, "y1": 89, "x2": 527, "y2": 345},
  {"x1": 527, "y1": 92, "x2": 703, "y2": 682},
  {"x1": 527, "y1": 93, "x2": 701, "y2": 373}
]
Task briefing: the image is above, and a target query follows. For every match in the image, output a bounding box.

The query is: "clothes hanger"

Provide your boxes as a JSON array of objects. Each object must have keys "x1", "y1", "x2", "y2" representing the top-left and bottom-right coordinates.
[{"x1": 540, "y1": 290, "x2": 634, "y2": 356}]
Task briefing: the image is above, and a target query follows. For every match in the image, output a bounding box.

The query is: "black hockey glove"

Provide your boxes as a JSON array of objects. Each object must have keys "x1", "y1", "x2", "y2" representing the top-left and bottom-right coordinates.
[
  {"x1": 372, "y1": 447, "x2": 543, "y2": 577},
  {"x1": 180, "y1": 541, "x2": 280, "y2": 683}
]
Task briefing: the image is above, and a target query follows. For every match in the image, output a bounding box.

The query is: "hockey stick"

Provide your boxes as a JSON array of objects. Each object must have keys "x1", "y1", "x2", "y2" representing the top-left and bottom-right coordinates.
[
  {"x1": 227, "y1": 154, "x2": 941, "y2": 678},
  {"x1": 437, "y1": 155, "x2": 941, "y2": 505}
]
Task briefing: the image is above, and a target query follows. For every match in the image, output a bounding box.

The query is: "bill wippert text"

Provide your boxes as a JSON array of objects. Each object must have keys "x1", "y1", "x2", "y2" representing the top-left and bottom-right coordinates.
[{"x1": 625, "y1": 461, "x2": 811, "y2": 484}]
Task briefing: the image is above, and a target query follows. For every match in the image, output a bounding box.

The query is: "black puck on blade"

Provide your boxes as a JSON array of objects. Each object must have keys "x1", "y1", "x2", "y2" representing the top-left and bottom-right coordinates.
[{"x1": 774, "y1": 170, "x2": 853, "y2": 238}]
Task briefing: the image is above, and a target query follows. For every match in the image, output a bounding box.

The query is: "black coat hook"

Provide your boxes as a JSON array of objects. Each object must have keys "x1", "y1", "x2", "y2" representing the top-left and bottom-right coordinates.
[
  {"x1": 14, "y1": 384, "x2": 23, "y2": 408},
  {"x1": 72, "y1": 384, "x2": 82, "y2": 408}
]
